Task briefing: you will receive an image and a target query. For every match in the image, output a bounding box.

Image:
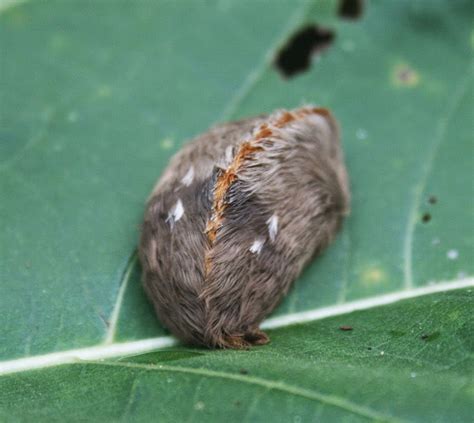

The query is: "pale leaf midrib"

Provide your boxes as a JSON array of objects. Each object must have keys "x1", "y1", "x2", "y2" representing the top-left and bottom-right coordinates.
[{"x1": 0, "y1": 277, "x2": 472, "y2": 376}]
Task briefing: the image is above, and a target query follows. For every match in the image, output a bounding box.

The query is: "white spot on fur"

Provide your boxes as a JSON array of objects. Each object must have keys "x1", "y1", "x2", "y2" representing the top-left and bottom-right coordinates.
[
  {"x1": 172, "y1": 200, "x2": 184, "y2": 221},
  {"x1": 249, "y1": 238, "x2": 265, "y2": 254},
  {"x1": 181, "y1": 166, "x2": 194, "y2": 186},
  {"x1": 266, "y1": 214, "x2": 278, "y2": 242},
  {"x1": 166, "y1": 199, "x2": 184, "y2": 228},
  {"x1": 225, "y1": 145, "x2": 234, "y2": 164}
]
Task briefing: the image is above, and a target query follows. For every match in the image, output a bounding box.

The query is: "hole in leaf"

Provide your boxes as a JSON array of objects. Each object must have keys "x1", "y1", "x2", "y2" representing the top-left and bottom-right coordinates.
[
  {"x1": 274, "y1": 24, "x2": 335, "y2": 78},
  {"x1": 338, "y1": 0, "x2": 364, "y2": 19},
  {"x1": 422, "y1": 213, "x2": 431, "y2": 223},
  {"x1": 428, "y1": 195, "x2": 437, "y2": 204}
]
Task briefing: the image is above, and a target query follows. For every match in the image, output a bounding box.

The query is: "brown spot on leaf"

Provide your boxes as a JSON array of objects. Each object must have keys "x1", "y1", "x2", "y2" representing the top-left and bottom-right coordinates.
[
  {"x1": 422, "y1": 213, "x2": 431, "y2": 223},
  {"x1": 393, "y1": 64, "x2": 420, "y2": 87}
]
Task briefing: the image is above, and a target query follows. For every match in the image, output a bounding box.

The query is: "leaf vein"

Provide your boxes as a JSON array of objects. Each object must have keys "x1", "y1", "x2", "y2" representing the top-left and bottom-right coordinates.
[
  {"x1": 219, "y1": 0, "x2": 312, "y2": 121},
  {"x1": 94, "y1": 361, "x2": 404, "y2": 423},
  {"x1": 103, "y1": 250, "x2": 138, "y2": 344},
  {"x1": 402, "y1": 69, "x2": 473, "y2": 288}
]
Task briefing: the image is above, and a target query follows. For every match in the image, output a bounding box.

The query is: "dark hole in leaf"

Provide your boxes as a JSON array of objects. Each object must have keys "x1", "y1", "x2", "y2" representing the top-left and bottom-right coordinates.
[
  {"x1": 428, "y1": 195, "x2": 437, "y2": 204},
  {"x1": 338, "y1": 0, "x2": 364, "y2": 19},
  {"x1": 274, "y1": 25, "x2": 335, "y2": 78},
  {"x1": 422, "y1": 213, "x2": 431, "y2": 223},
  {"x1": 239, "y1": 368, "x2": 249, "y2": 375}
]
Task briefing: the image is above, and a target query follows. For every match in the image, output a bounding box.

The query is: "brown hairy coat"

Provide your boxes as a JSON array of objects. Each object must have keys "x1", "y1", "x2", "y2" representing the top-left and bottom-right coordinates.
[{"x1": 139, "y1": 106, "x2": 350, "y2": 348}]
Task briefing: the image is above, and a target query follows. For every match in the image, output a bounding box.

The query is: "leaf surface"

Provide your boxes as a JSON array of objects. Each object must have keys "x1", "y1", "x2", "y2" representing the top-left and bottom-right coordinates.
[
  {"x1": 1, "y1": 290, "x2": 473, "y2": 422},
  {"x1": 0, "y1": 0, "x2": 472, "y2": 421}
]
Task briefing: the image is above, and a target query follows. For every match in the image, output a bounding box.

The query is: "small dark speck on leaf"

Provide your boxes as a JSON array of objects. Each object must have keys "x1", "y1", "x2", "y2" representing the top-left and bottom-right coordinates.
[
  {"x1": 367, "y1": 346, "x2": 372, "y2": 350},
  {"x1": 338, "y1": 0, "x2": 364, "y2": 20},
  {"x1": 339, "y1": 325, "x2": 353, "y2": 331},
  {"x1": 428, "y1": 195, "x2": 437, "y2": 204},
  {"x1": 234, "y1": 400, "x2": 242, "y2": 407},
  {"x1": 422, "y1": 213, "x2": 431, "y2": 223},
  {"x1": 239, "y1": 368, "x2": 249, "y2": 375},
  {"x1": 274, "y1": 24, "x2": 334, "y2": 78},
  {"x1": 421, "y1": 331, "x2": 440, "y2": 342}
]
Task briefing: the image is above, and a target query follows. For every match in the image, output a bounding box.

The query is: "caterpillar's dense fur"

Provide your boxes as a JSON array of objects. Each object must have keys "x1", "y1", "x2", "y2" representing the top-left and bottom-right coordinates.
[{"x1": 139, "y1": 106, "x2": 350, "y2": 349}]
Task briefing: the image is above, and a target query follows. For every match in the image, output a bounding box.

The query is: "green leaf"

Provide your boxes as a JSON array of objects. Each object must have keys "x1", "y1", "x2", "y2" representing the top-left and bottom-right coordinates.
[
  {"x1": 1, "y1": 289, "x2": 473, "y2": 422},
  {"x1": 0, "y1": 0, "x2": 472, "y2": 421}
]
